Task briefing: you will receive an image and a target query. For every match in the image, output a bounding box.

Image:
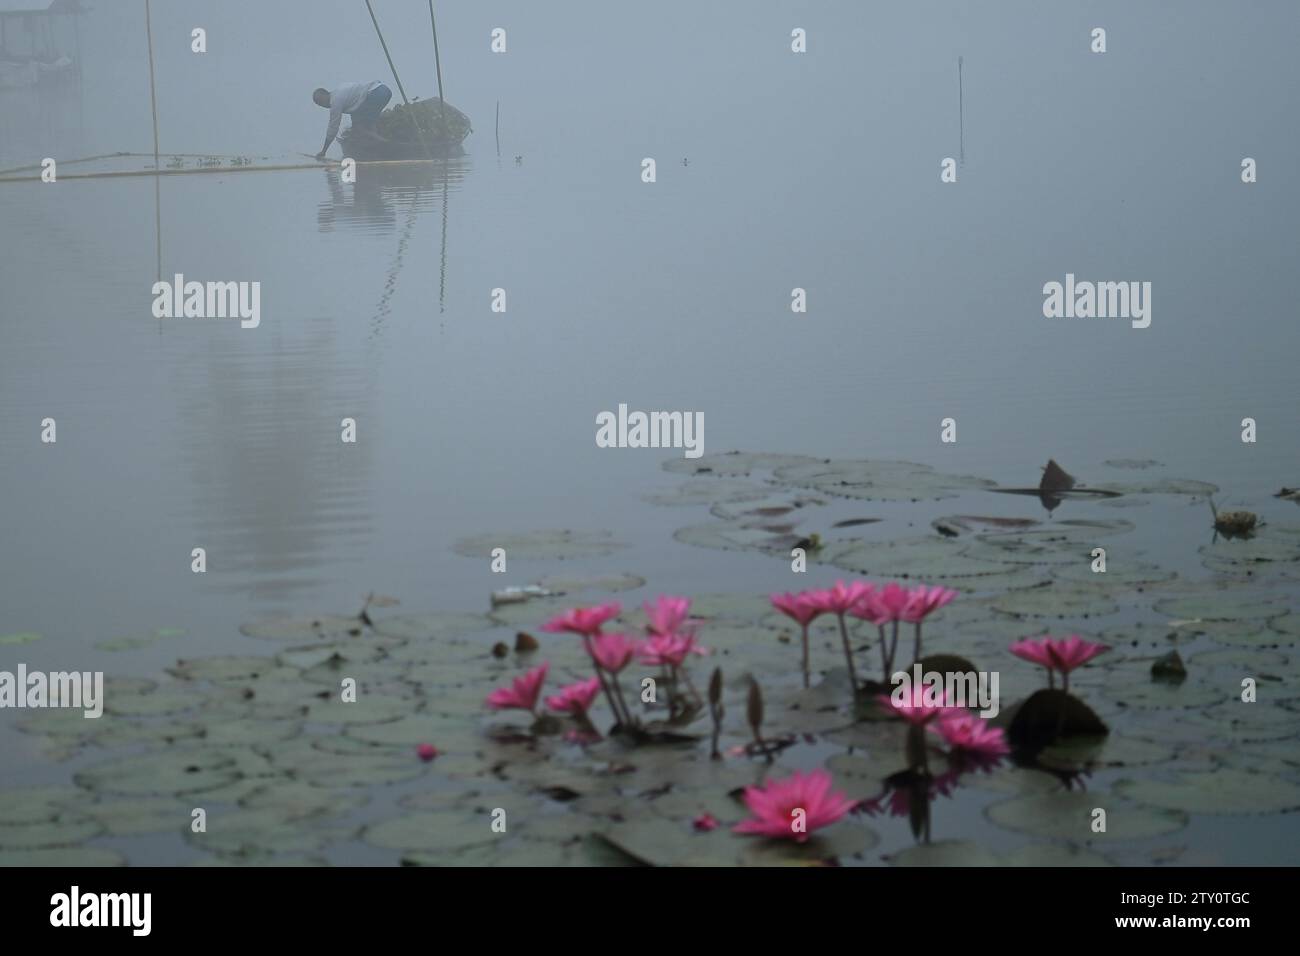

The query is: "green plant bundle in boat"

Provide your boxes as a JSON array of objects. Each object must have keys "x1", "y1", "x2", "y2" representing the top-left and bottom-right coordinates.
[{"x1": 376, "y1": 98, "x2": 470, "y2": 145}]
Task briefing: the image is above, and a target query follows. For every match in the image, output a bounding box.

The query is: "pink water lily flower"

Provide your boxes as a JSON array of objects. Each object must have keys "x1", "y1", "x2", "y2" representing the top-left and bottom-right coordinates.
[
  {"x1": 866, "y1": 582, "x2": 912, "y2": 622},
  {"x1": 931, "y1": 710, "x2": 1010, "y2": 757},
  {"x1": 1010, "y1": 635, "x2": 1110, "y2": 691},
  {"x1": 879, "y1": 680, "x2": 953, "y2": 725},
  {"x1": 733, "y1": 770, "x2": 857, "y2": 843},
  {"x1": 772, "y1": 590, "x2": 826, "y2": 689},
  {"x1": 540, "y1": 602, "x2": 621, "y2": 638},
  {"x1": 545, "y1": 676, "x2": 601, "y2": 715},
  {"x1": 902, "y1": 585, "x2": 958, "y2": 623},
  {"x1": 644, "y1": 595, "x2": 691, "y2": 636},
  {"x1": 485, "y1": 661, "x2": 550, "y2": 714},
  {"x1": 416, "y1": 743, "x2": 439, "y2": 762},
  {"x1": 693, "y1": 813, "x2": 719, "y2": 833},
  {"x1": 588, "y1": 632, "x2": 638, "y2": 674},
  {"x1": 1047, "y1": 635, "x2": 1111, "y2": 674},
  {"x1": 1009, "y1": 636, "x2": 1056, "y2": 670},
  {"x1": 771, "y1": 591, "x2": 824, "y2": 626},
  {"x1": 810, "y1": 581, "x2": 874, "y2": 695},
  {"x1": 639, "y1": 632, "x2": 708, "y2": 668},
  {"x1": 812, "y1": 580, "x2": 875, "y2": 616}
]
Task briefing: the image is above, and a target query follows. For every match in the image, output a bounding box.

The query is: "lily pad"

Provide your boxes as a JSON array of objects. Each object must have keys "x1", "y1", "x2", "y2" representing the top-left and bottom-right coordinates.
[
  {"x1": 363, "y1": 810, "x2": 499, "y2": 855},
  {"x1": 0, "y1": 631, "x2": 41, "y2": 646},
  {"x1": 773, "y1": 459, "x2": 995, "y2": 502},
  {"x1": 991, "y1": 582, "x2": 1119, "y2": 619},
  {"x1": 891, "y1": 840, "x2": 1001, "y2": 866},
  {"x1": 0, "y1": 816, "x2": 103, "y2": 849},
  {"x1": 1116, "y1": 771, "x2": 1300, "y2": 814},
  {"x1": 240, "y1": 615, "x2": 368, "y2": 642},
  {"x1": 0, "y1": 847, "x2": 124, "y2": 866},
  {"x1": 643, "y1": 478, "x2": 773, "y2": 506},
  {"x1": 453, "y1": 530, "x2": 625, "y2": 561},
  {"x1": 663, "y1": 451, "x2": 819, "y2": 478},
  {"x1": 75, "y1": 749, "x2": 244, "y2": 796},
  {"x1": 534, "y1": 572, "x2": 647, "y2": 595},
  {"x1": 85, "y1": 798, "x2": 188, "y2": 836},
  {"x1": 985, "y1": 791, "x2": 1187, "y2": 841}
]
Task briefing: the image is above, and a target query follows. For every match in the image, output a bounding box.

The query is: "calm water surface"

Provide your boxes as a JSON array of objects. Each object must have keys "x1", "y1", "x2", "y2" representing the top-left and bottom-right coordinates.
[{"x1": 1, "y1": 1, "x2": 1297, "y2": 861}]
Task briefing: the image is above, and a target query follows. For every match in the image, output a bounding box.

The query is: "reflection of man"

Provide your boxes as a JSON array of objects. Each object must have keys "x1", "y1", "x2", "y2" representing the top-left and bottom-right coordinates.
[{"x1": 313, "y1": 81, "x2": 392, "y2": 159}]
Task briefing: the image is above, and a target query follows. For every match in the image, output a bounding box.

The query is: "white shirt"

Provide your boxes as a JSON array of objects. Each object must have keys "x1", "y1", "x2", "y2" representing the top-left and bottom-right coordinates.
[{"x1": 325, "y1": 80, "x2": 382, "y2": 141}]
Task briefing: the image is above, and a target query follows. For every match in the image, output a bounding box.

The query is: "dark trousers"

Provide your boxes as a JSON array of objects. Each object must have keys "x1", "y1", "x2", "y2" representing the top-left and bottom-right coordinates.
[{"x1": 351, "y1": 84, "x2": 392, "y2": 130}]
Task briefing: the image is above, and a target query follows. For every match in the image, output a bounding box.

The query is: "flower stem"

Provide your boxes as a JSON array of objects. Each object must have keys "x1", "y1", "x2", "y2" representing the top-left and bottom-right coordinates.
[
  {"x1": 800, "y1": 623, "x2": 810, "y2": 688},
  {"x1": 835, "y1": 613, "x2": 860, "y2": 695},
  {"x1": 877, "y1": 624, "x2": 887, "y2": 681},
  {"x1": 582, "y1": 635, "x2": 625, "y2": 727},
  {"x1": 913, "y1": 621, "x2": 923, "y2": 663},
  {"x1": 610, "y1": 672, "x2": 635, "y2": 728}
]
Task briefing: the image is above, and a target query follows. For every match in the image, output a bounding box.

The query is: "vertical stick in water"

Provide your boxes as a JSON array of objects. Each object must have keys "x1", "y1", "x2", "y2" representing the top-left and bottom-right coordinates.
[{"x1": 958, "y1": 56, "x2": 965, "y2": 165}]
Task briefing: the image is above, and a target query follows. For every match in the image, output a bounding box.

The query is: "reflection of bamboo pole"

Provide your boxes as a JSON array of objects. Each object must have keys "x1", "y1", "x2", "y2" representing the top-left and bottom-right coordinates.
[
  {"x1": 958, "y1": 56, "x2": 965, "y2": 165},
  {"x1": 438, "y1": 155, "x2": 449, "y2": 314}
]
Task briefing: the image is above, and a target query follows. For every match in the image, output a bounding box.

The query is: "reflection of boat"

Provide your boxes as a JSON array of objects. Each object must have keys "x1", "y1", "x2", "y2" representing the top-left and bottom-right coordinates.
[{"x1": 339, "y1": 126, "x2": 465, "y2": 161}]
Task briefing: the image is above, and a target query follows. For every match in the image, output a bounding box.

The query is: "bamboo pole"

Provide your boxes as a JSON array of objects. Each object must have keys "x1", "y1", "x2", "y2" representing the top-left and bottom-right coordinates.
[
  {"x1": 144, "y1": 0, "x2": 159, "y2": 165},
  {"x1": 428, "y1": 1, "x2": 445, "y2": 103},
  {"x1": 0, "y1": 158, "x2": 447, "y2": 184},
  {"x1": 362, "y1": 0, "x2": 431, "y2": 156}
]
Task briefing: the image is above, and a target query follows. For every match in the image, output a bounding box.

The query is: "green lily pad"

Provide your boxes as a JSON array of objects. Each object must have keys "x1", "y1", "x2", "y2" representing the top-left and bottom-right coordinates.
[
  {"x1": 0, "y1": 631, "x2": 41, "y2": 646},
  {"x1": 643, "y1": 478, "x2": 773, "y2": 506},
  {"x1": 85, "y1": 798, "x2": 188, "y2": 836},
  {"x1": 453, "y1": 530, "x2": 626, "y2": 561},
  {"x1": 240, "y1": 615, "x2": 368, "y2": 642},
  {"x1": 0, "y1": 816, "x2": 103, "y2": 849},
  {"x1": 673, "y1": 521, "x2": 799, "y2": 555},
  {"x1": 663, "y1": 451, "x2": 819, "y2": 478},
  {"x1": 773, "y1": 459, "x2": 995, "y2": 502},
  {"x1": 0, "y1": 847, "x2": 124, "y2": 866},
  {"x1": 0, "y1": 787, "x2": 83, "y2": 824},
  {"x1": 1005, "y1": 843, "x2": 1112, "y2": 866},
  {"x1": 370, "y1": 612, "x2": 488, "y2": 641},
  {"x1": 187, "y1": 808, "x2": 353, "y2": 858},
  {"x1": 1101, "y1": 478, "x2": 1218, "y2": 497},
  {"x1": 75, "y1": 749, "x2": 243, "y2": 796},
  {"x1": 1038, "y1": 733, "x2": 1176, "y2": 770},
  {"x1": 824, "y1": 537, "x2": 1014, "y2": 584},
  {"x1": 105, "y1": 685, "x2": 201, "y2": 717},
  {"x1": 737, "y1": 823, "x2": 877, "y2": 865},
  {"x1": 1154, "y1": 593, "x2": 1284, "y2": 622},
  {"x1": 991, "y1": 583, "x2": 1119, "y2": 619},
  {"x1": 168, "y1": 656, "x2": 301, "y2": 684},
  {"x1": 535, "y1": 572, "x2": 647, "y2": 595},
  {"x1": 985, "y1": 791, "x2": 1187, "y2": 841},
  {"x1": 363, "y1": 810, "x2": 499, "y2": 855},
  {"x1": 891, "y1": 840, "x2": 1000, "y2": 866},
  {"x1": 1116, "y1": 771, "x2": 1300, "y2": 814}
]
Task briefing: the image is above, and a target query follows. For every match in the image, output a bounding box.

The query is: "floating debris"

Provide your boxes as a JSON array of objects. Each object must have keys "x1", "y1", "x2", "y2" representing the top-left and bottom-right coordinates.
[{"x1": 490, "y1": 585, "x2": 555, "y2": 608}]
